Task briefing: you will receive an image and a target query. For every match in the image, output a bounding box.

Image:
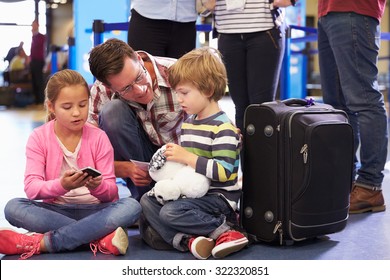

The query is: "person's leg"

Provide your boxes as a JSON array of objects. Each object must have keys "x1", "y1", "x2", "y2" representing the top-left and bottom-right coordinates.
[
  {"x1": 35, "y1": 60, "x2": 45, "y2": 104},
  {"x1": 167, "y1": 21, "x2": 196, "y2": 58},
  {"x1": 320, "y1": 12, "x2": 388, "y2": 188},
  {"x1": 318, "y1": 16, "x2": 360, "y2": 177},
  {"x1": 246, "y1": 28, "x2": 285, "y2": 105},
  {"x1": 3, "y1": 197, "x2": 80, "y2": 258},
  {"x1": 0, "y1": 198, "x2": 141, "y2": 257},
  {"x1": 142, "y1": 195, "x2": 235, "y2": 250},
  {"x1": 140, "y1": 194, "x2": 176, "y2": 245},
  {"x1": 99, "y1": 99, "x2": 158, "y2": 200},
  {"x1": 128, "y1": 9, "x2": 170, "y2": 56},
  {"x1": 157, "y1": 195, "x2": 247, "y2": 259},
  {"x1": 30, "y1": 60, "x2": 41, "y2": 104},
  {"x1": 4, "y1": 197, "x2": 141, "y2": 253},
  {"x1": 319, "y1": 12, "x2": 387, "y2": 213},
  {"x1": 5, "y1": 198, "x2": 77, "y2": 233},
  {"x1": 218, "y1": 33, "x2": 248, "y2": 133}
]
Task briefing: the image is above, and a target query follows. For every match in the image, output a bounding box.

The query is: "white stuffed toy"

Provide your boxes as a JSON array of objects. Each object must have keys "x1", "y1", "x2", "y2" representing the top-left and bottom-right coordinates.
[{"x1": 147, "y1": 145, "x2": 210, "y2": 205}]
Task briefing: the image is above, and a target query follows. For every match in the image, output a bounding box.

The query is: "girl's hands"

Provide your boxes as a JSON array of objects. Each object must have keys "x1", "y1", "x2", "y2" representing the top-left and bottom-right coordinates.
[
  {"x1": 85, "y1": 175, "x2": 102, "y2": 190},
  {"x1": 60, "y1": 169, "x2": 102, "y2": 191}
]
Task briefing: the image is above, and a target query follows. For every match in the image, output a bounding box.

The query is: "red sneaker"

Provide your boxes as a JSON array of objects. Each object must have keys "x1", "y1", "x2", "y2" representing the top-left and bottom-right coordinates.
[
  {"x1": 211, "y1": 230, "x2": 248, "y2": 258},
  {"x1": 0, "y1": 228, "x2": 43, "y2": 260},
  {"x1": 90, "y1": 227, "x2": 129, "y2": 256},
  {"x1": 188, "y1": 236, "x2": 215, "y2": 260}
]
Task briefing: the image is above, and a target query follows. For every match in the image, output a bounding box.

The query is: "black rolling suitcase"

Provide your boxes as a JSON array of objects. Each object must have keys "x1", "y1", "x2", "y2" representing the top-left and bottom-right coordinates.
[{"x1": 240, "y1": 98, "x2": 354, "y2": 245}]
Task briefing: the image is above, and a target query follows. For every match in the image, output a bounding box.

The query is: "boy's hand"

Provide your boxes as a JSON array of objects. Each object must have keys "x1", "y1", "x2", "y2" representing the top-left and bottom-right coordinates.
[{"x1": 164, "y1": 143, "x2": 198, "y2": 168}]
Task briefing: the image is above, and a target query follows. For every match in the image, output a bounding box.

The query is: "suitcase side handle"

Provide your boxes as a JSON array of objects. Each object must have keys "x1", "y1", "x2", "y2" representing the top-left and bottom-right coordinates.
[{"x1": 282, "y1": 98, "x2": 315, "y2": 107}]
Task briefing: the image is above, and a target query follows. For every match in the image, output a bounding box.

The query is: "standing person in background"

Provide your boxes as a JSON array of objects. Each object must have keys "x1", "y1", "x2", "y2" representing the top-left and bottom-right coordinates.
[
  {"x1": 127, "y1": 0, "x2": 197, "y2": 58},
  {"x1": 0, "y1": 69, "x2": 141, "y2": 259},
  {"x1": 213, "y1": 0, "x2": 295, "y2": 134},
  {"x1": 317, "y1": 0, "x2": 388, "y2": 214},
  {"x1": 30, "y1": 20, "x2": 46, "y2": 105}
]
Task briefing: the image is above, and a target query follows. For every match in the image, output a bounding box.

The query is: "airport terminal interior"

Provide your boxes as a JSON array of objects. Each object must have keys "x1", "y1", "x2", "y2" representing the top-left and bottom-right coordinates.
[{"x1": 1, "y1": 0, "x2": 390, "y2": 261}]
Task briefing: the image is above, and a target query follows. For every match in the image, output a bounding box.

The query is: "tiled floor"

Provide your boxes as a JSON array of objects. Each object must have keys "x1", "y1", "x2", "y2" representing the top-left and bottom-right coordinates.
[{"x1": 1, "y1": 97, "x2": 390, "y2": 261}]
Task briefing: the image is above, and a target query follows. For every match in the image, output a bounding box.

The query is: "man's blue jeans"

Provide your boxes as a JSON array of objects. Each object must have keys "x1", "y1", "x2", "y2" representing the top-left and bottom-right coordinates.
[
  {"x1": 4, "y1": 197, "x2": 141, "y2": 253},
  {"x1": 318, "y1": 12, "x2": 388, "y2": 188},
  {"x1": 99, "y1": 99, "x2": 159, "y2": 200}
]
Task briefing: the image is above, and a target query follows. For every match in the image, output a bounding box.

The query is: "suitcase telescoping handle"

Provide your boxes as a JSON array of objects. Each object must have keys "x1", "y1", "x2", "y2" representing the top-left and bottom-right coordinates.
[{"x1": 281, "y1": 98, "x2": 315, "y2": 107}]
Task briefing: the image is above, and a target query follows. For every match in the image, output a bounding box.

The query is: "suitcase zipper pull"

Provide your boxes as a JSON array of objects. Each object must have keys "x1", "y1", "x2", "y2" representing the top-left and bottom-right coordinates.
[
  {"x1": 300, "y1": 144, "x2": 308, "y2": 164},
  {"x1": 273, "y1": 221, "x2": 283, "y2": 245}
]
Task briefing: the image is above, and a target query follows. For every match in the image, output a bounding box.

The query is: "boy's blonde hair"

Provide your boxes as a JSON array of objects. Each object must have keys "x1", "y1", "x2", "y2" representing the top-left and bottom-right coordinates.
[
  {"x1": 44, "y1": 69, "x2": 90, "y2": 122},
  {"x1": 168, "y1": 47, "x2": 228, "y2": 101}
]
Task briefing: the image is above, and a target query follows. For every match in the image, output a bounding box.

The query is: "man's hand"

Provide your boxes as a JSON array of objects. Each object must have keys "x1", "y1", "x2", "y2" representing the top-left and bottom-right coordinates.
[{"x1": 115, "y1": 161, "x2": 152, "y2": 186}]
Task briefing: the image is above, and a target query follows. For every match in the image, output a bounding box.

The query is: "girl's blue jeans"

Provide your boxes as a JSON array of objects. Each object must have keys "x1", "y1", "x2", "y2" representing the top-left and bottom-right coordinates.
[{"x1": 4, "y1": 197, "x2": 141, "y2": 253}]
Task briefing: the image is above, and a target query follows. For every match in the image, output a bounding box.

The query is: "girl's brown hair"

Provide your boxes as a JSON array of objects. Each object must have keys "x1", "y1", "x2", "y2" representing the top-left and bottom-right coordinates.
[{"x1": 45, "y1": 69, "x2": 89, "y2": 122}]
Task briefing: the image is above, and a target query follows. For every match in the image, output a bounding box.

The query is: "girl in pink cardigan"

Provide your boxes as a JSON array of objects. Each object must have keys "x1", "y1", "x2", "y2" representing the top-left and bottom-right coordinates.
[{"x1": 0, "y1": 69, "x2": 141, "y2": 259}]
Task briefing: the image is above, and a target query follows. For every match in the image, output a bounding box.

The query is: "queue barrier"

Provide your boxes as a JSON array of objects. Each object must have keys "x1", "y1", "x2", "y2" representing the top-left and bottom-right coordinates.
[
  {"x1": 91, "y1": 19, "x2": 212, "y2": 47},
  {"x1": 88, "y1": 21, "x2": 389, "y2": 99},
  {"x1": 281, "y1": 25, "x2": 390, "y2": 99},
  {"x1": 50, "y1": 36, "x2": 75, "y2": 75}
]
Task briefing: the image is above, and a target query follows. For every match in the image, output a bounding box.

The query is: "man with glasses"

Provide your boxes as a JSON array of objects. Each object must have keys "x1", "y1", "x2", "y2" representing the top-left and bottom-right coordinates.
[{"x1": 88, "y1": 38, "x2": 187, "y2": 201}]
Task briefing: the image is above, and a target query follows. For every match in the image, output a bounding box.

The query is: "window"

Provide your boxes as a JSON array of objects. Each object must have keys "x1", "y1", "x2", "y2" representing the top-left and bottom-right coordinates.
[{"x1": 0, "y1": 0, "x2": 46, "y2": 72}]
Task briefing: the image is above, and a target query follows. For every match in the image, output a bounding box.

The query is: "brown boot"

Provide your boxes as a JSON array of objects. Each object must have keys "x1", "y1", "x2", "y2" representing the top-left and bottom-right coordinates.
[{"x1": 349, "y1": 185, "x2": 386, "y2": 214}]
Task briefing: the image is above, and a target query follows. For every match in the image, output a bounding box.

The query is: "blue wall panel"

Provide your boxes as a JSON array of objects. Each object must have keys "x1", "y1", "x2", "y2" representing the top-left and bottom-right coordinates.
[{"x1": 73, "y1": 0, "x2": 130, "y2": 84}]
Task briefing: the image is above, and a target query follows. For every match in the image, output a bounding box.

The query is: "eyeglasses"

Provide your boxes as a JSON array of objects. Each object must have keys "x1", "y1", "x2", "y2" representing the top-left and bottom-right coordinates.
[{"x1": 115, "y1": 65, "x2": 147, "y2": 97}]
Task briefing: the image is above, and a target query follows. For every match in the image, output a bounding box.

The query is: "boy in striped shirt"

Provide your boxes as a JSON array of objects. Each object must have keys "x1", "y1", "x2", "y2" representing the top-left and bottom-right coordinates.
[{"x1": 140, "y1": 47, "x2": 248, "y2": 260}]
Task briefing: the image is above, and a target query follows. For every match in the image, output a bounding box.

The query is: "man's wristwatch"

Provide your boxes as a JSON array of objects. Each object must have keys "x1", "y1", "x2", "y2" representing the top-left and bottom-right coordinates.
[{"x1": 290, "y1": 0, "x2": 296, "y2": 6}]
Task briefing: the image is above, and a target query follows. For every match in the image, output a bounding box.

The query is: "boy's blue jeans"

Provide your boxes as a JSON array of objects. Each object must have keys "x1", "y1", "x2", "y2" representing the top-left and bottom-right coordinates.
[{"x1": 140, "y1": 194, "x2": 237, "y2": 251}]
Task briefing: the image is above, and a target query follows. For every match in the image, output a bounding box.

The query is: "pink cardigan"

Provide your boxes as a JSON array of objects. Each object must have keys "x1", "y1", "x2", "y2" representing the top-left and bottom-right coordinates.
[{"x1": 24, "y1": 120, "x2": 118, "y2": 203}]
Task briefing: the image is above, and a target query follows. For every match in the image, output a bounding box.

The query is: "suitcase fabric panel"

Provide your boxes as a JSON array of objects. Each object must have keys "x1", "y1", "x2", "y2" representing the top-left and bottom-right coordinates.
[{"x1": 287, "y1": 115, "x2": 353, "y2": 240}]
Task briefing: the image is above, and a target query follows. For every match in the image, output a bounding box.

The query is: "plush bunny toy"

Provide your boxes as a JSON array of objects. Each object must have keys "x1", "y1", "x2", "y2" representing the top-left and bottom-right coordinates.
[{"x1": 147, "y1": 145, "x2": 210, "y2": 205}]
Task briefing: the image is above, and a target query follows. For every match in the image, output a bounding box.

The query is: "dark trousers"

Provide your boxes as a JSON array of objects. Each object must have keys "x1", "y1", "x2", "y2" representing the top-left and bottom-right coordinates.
[
  {"x1": 128, "y1": 9, "x2": 196, "y2": 59},
  {"x1": 30, "y1": 59, "x2": 45, "y2": 104},
  {"x1": 218, "y1": 28, "x2": 285, "y2": 133}
]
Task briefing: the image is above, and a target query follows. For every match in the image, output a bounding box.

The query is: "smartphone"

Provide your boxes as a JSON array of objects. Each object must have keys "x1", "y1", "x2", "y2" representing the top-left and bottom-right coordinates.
[
  {"x1": 80, "y1": 167, "x2": 101, "y2": 178},
  {"x1": 199, "y1": 9, "x2": 211, "y2": 17}
]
